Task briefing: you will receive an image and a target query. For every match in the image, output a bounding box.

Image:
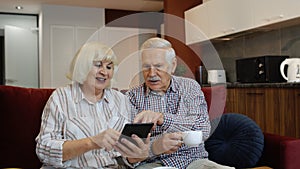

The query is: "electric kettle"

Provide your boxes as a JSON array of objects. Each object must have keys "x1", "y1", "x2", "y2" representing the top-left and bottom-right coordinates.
[{"x1": 280, "y1": 58, "x2": 300, "y2": 82}]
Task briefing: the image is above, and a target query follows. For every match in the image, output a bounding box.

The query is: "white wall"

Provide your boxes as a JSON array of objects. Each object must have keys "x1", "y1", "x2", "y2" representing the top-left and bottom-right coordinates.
[
  {"x1": 0, "y1": 7, "x2": 157, "y2": 89},
  {"x1": 39, "y1": 4, "x2": 158, "y2": 89},
  {"x1": 40, "y1": 4, "x2": 104, "y2": 88},
  {"x1": 96, "y1": 27, "x2": 156, "y2": 90}
]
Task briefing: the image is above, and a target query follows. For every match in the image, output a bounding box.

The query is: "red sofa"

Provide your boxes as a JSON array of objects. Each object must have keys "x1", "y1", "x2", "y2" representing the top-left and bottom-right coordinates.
[{"x1": 0, "y1": 85, "x2": 300, "y2": 169}]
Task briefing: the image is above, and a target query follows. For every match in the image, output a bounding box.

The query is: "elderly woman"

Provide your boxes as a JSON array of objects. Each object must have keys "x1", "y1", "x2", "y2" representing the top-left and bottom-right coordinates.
[{"x1": 36, "y1": 41, "x2": 149, "y2": 168}]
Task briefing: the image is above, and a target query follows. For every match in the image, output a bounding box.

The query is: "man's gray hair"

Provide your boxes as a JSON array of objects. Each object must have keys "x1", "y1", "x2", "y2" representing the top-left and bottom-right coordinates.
[{"x1": 141, "y1": 37, "x2": 176, "y2": 65}]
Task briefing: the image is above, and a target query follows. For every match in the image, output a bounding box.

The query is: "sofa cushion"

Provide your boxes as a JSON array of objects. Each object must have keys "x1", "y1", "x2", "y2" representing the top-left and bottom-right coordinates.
[
  {"x1": 0, "y1": 85, "x2": 54, "y2": 168},
  {"x1": 205, "y1": 113, "x2": 264, "y2": 168}
]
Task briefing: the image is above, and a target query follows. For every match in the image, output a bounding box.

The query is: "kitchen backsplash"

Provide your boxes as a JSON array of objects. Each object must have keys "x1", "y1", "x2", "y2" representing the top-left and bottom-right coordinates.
[{"x1": 212, "y1": 23, "x2": 300, "y2": 82}]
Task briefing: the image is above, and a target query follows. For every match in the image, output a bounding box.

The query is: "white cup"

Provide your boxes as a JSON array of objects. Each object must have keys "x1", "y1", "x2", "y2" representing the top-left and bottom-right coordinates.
[{"x1": 183, "y1": 130, "x2": 203, "y2": 146}]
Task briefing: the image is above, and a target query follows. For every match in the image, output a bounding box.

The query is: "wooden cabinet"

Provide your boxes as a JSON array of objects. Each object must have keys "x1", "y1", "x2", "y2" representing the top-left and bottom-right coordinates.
[
  {"x1": 225, "y1": 88, "x2": 238, "y2": 113},
  {"x1": 241, "y1": 89, "x2": 267, "y2": 133},
  {"x1": 294, "y1": 89, "x2": 300, "y2": 138},
  {"x1": 264, "y1": 88, "x2": 280, "y2": 135},
  {"x1": 226, "y1": 87, "x2": 300, "y2": 138},
  {"x1": 227, "y1": 88, "x2": 269, "y2": 133},
  {"x1": 277, "y1": 88, "x2": 296, "y2": 137}
]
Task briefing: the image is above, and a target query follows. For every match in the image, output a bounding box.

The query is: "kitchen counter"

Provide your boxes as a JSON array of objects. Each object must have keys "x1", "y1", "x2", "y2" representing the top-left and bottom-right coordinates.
[
  {"x1": 201, "y1": 82, "x2": 300, "y2": 88},
  {"x1": 226, "y1": 82, "x2": 300, "y2": 88}
]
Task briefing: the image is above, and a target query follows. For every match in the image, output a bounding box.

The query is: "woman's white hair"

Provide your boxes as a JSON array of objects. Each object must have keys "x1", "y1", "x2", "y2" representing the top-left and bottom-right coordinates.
[
  {"x1": 141, "y1": 37, "x2": 176, "y2": 65},
  {"x1": 66, "y1": 41, "x2": 118, "y2": 86}
]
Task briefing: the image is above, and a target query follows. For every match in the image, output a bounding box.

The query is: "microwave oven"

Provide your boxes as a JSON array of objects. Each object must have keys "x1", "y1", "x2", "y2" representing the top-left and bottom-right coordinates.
[{"x1": 236, "y1": 55, "x2": 289, "y2": 83}]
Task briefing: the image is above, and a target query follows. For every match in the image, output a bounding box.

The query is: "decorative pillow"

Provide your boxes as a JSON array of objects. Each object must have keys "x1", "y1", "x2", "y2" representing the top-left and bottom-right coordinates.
[{"x1": 205, "y1": 113, "x2": 264, "y2": 168}]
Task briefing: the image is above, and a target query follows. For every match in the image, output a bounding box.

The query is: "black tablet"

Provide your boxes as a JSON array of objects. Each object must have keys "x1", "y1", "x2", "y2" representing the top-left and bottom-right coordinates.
[{"x1": 119, "y1": 123, "x2": 154, "y2": 146}]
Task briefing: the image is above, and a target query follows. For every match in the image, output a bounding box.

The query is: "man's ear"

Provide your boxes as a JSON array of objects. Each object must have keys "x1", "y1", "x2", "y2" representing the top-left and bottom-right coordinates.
[{"x1": 171, "y1": 58, "x2": 177, "y2": 74}]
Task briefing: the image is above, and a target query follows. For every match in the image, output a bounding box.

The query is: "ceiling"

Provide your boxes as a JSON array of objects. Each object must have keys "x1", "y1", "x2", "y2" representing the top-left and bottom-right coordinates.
[{"x1": 0, "y1": 0, "x2": 164, "y2": 14}]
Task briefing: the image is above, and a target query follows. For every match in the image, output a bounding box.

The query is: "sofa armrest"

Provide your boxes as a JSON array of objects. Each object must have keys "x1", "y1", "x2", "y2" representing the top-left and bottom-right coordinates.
[{"x1": 257, "y1": 132, "x2": 300, "y2": 169}]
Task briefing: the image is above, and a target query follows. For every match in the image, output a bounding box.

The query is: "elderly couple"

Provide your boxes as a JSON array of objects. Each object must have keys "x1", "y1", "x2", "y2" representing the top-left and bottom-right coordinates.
[{"x1": 35, "y1": 37, "x2": 233, "y2": 169}]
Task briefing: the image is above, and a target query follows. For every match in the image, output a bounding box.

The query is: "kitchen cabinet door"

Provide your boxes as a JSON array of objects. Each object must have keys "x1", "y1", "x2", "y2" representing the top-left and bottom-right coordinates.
[
  {"x1": 238, "y1": 88, "x2": 266, "y2": 131},
  {"x1": 184, "y1": 3, "x2": 210, "y2": 44},
  {"x1": 227, "y1": 88, "x2": 265, "y2": 130},
  {"x1": 264, "y1": 88, "x2": 280, "y2": 135},
  {"x1": 252, "y1": 0, "x2": 285, "y2": 27},
  {"x1": 294, "y1": 89, "x2": 300, "y2": 138},
  {"x1": 185, "y1": 0, "x2": 300, "y2": 44},
  {"x1": 184, "y1": 0, "x2": 252, "y2": 44},
  {"x1": 252, "y1": 0, "x2": 300, "y2": 28},
  {"x1": 225, "y1": 88, "x2": 239, "y2": 113},
  {"x1": 207, "y1": 0, "x2": 252, "y2": 39},
  {"x1": 281, "y1": 0, "x2": 300, "y2": 21},
  {"x1": 231, "y1": 88, "x2": 277, "y2": 134},
  {"x1": 278, "y1": 88, "x2": 296, "y2": 137}
]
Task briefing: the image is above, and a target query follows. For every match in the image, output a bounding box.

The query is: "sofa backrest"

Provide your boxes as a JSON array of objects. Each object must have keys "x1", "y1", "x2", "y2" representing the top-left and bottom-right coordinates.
[
  {"x1": 0, "y1": 85, "x2": 54, "y2": 169},
  {"x1": 0, "y1": 85, "x2": 226, "y2": 168},
  {"x1": 201, "y1": 85, "x2": 227, "y2": 120}
]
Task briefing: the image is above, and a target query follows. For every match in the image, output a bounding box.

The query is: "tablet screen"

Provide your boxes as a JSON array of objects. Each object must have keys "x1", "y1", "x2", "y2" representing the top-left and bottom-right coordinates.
[{"x1": 119, "y1": 123, "x2": 154, "y2": 145}]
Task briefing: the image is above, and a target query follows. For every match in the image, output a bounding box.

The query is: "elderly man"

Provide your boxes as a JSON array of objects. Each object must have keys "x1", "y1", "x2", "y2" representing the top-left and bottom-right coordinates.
[{"x1": 126, "y1": 37, "x2": 218, "y2": 169}]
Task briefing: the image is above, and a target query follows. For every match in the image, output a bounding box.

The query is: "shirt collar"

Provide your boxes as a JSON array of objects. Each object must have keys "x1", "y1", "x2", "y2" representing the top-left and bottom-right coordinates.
[{"x1": 72, "y1": 82, "x2": 109, "y2": 104}]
